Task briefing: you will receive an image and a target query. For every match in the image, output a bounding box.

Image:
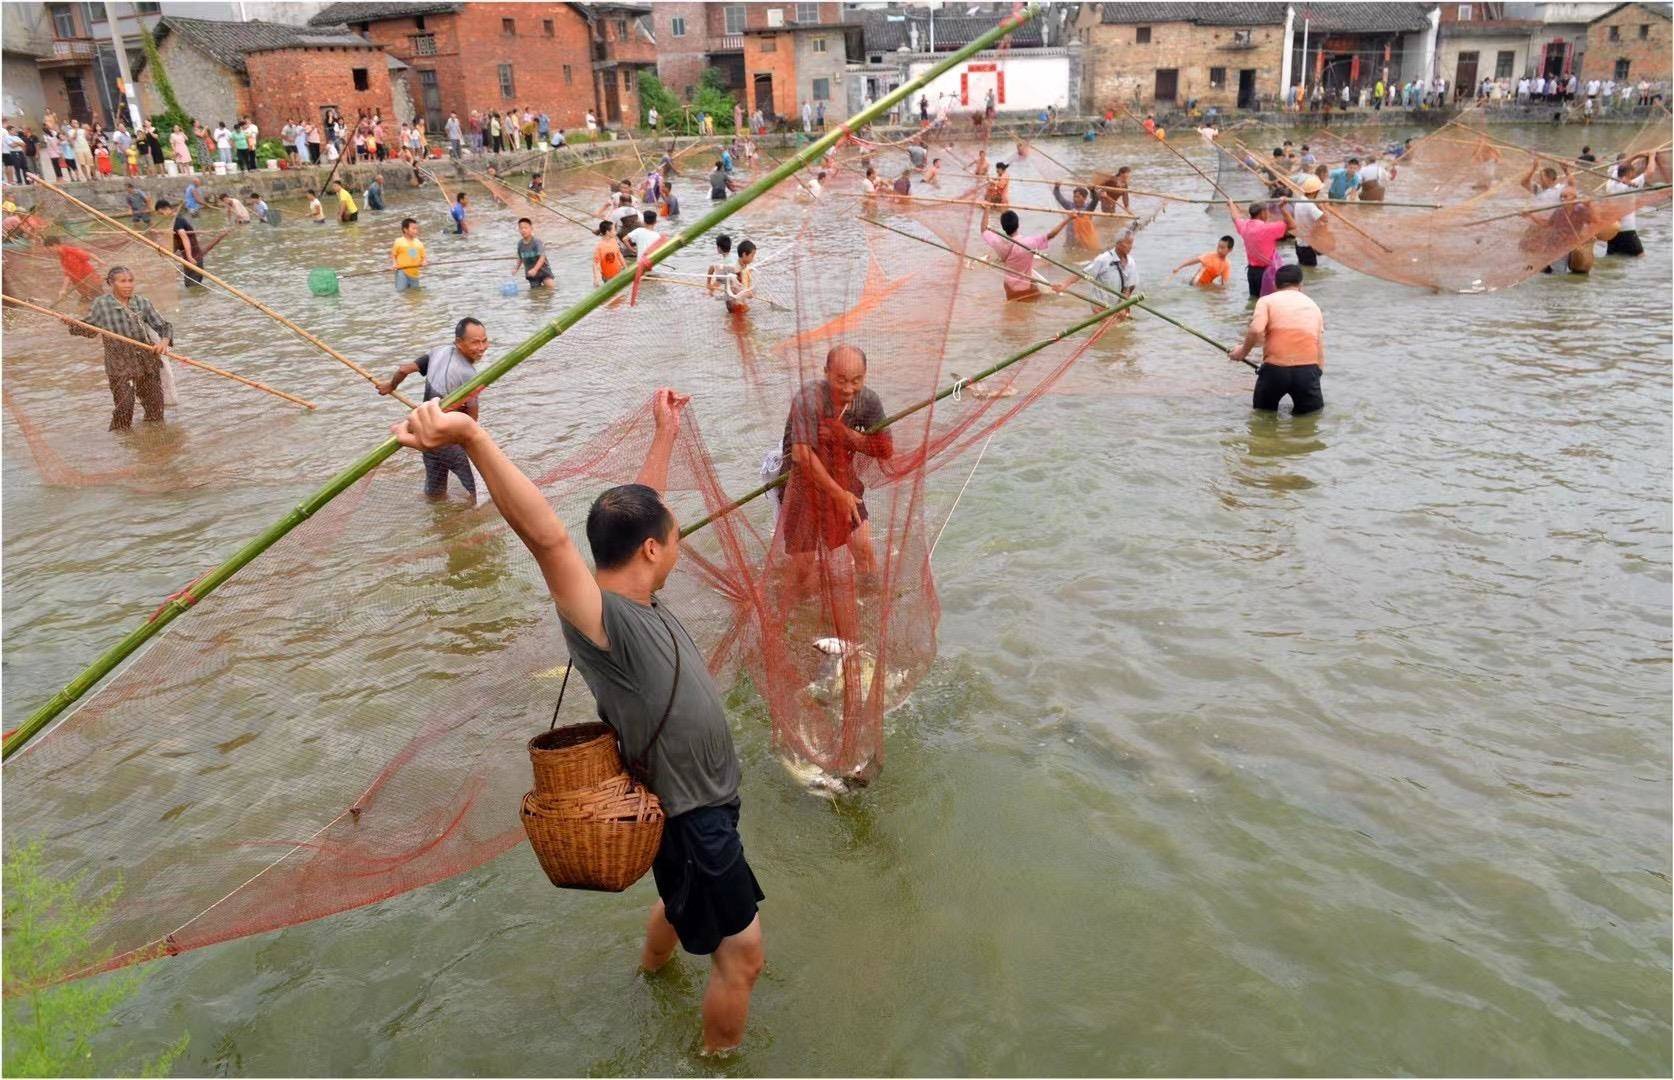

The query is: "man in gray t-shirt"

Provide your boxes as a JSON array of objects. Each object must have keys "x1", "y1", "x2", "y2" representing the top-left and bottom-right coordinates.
[
  {"x1": 377, "y1": 317, "x2": 489, "y2": 501},
  {"x1": 389, "y1": 386, "x2": 763, "y2": 1055}
]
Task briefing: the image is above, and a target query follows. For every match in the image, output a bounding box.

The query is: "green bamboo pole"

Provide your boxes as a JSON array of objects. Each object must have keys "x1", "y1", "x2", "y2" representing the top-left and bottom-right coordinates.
[
  {"x1": 4, "y1": 5, "x2": 1043, "y2": 761},
  {"x1": 861, "y1": 216, "x2": 1254, "y2": 368},
  {"x1": 677, "y1": 293, "x2": 1143, "y2": 538}
]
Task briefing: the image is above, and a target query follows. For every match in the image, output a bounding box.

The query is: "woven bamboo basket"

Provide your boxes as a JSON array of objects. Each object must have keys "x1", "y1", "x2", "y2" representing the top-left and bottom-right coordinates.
[
  {"x1": 528, "y1": 721, "x2": 621, "y2": 795},
  {"x1": 522, "y1": 724, "x2": 663, "y2": 892}
]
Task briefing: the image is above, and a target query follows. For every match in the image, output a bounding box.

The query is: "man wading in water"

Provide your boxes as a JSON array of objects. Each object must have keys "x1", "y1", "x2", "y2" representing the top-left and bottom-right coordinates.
[
  {"x1": 376, "y1": 318, "x2": 489, "y2": 502},
  {"x1": 390, "y1": 389, "x2": 765, "y2": 1054}
]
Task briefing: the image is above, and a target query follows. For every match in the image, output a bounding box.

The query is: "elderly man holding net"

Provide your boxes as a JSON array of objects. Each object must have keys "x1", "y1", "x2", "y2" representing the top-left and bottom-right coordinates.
[
  {"x1": 776, "y1": 345, "x2": 894, "y2": 599},
  {"x1": 70, "y1": 265, "x2": 174, "y2": 431},
  {"x1": 390, "y1": 388, "x2": 765, "y2": 1055}
]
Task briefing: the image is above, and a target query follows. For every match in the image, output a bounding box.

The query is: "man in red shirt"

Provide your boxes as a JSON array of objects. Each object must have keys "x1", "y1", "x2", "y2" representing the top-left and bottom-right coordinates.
[
  {"x1": 1229, "y1": 200, "x2": 1293, "y2": 299},
  {"x1": 45, "y1": 235, "x2": 103, "y2": 305}
]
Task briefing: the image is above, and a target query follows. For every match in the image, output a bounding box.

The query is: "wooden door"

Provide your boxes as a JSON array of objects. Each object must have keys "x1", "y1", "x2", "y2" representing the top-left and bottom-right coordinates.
[{"x1": 1154, "y1": 68, "x2": 1178, "y2": 102}]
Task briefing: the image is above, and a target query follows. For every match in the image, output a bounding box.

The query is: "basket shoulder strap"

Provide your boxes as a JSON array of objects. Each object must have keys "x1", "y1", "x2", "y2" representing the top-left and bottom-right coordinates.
[{"x1": 627, "y1": 604, "x2": 682, "y2": 783}]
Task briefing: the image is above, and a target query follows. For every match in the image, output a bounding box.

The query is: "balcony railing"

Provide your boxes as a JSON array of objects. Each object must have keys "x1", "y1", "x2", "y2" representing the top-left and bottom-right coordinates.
[
  {"x1": 46, "y1": 37, "x2": 97, "y2": 60},
  {"x1": 716, "y1": 33, "x2": 743, "y2": 49}
]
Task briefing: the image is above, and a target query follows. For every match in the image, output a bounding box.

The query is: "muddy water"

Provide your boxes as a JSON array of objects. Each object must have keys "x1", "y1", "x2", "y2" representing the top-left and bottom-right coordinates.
[{"x1": 3, "y1": 125, "x2": 1669, "y2": 1076}]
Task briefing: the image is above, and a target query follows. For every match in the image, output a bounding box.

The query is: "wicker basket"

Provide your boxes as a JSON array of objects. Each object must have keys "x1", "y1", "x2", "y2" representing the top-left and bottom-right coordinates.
[
  {"x1": 528, "y1": 721, "x2": 621, "y2": 795},
  {"x1": 522, "y1": 723, "x2": 664, "y2": 892}
]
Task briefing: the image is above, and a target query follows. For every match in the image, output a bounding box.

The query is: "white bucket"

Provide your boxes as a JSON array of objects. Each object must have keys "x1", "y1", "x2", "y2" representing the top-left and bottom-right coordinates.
[
  {"x1": 266, "y1": 159, "x2": 279, "y2": 170},
  {"x1": 212, "y1": 161, "x2": 228, "y2": 175},
  {"x1": 538, "y1": 140, "x2": 549, "y2": 151},
  {"x1": 164, "y1": 160, "x2": 179, "y2": 176}
]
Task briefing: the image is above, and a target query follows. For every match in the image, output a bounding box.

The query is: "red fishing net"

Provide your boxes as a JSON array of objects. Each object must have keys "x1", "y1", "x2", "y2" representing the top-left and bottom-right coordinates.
[{"x1": 4, "y1": 120, "x2": 1145, "y2": 987}]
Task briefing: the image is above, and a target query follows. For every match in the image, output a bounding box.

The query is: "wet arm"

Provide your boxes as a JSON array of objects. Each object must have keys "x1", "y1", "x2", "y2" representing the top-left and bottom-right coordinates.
[
  {"x1": 1051, "y1": 182, "x2": 1074, "y2": 210},
  {"x1": 791, "y1": 443, "x2": 848, "y2": 499},
  {"x1": 379, "y1": 359, "x2": 420, "y2": 395}
]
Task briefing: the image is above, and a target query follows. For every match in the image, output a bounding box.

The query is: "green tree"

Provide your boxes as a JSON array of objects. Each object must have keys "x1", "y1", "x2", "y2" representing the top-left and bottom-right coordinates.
[
  {"x1": 137, "y1": 26, "x2": 180, "y2": 115},
  {"x1": 694, "y1": 68, "x2": 739, "y2": 130},
  {"x1": 637, "y1": 70, "x2": 681, "y2": 131},
  {"x1": 2, "y1": 845, "x2": 188, "y2": 1078}
]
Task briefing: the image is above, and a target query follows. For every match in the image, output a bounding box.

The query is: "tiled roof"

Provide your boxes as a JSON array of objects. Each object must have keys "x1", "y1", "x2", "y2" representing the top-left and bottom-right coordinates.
[
  {"x1": 856, "y1": 9, "x2": 1047, "y2": 51},
  {"x1": 1590, "y1": 1, "x2": 1672, "y2": 21},
  {"x1": 307, "y1": 2, "x2": 460, "y2": 27},
  {"x1": 1099, "y1": 3, "x2": 1289, "y2": 27},
  {"x1": 153, "y1": 16, "x2": 373, "y2": 74},
  {"x1": 1100, "y1": 2, "x2": 1433, "y2": 32}
]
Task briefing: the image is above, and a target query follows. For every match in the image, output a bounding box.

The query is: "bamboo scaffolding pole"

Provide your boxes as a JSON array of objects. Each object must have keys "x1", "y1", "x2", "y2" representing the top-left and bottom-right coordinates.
[
  {"x1": 862, "y1": 215, "x2": 1254, "y2": 368},
  {"x1": 4, "y1": 4, "x2": 1044, "y2": 761},
  {"x1": 1118, "y1": 104, "x2": 1239, "y2": 204},
  {"x1": 1453, "y1": 181, "x2": 1673, "y2": 227},
  {"x1": 28, "y1": 177, "x2": 417, "y2": 408},
  {"x1": 2, "y1": 293, "x2": 319, "y2": 410},
  {"x1": 677, "y1": 292, "x2": 1142, "y2": 538},
  {"x1": 1218, "y1": 133, "x2": 1395, "y2": 255}
]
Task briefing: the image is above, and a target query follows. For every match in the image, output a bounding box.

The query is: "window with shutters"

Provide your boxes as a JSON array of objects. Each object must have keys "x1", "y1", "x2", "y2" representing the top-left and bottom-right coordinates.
[
  {"x1": 1495, "y1": 50, "x2": 1514, "y2": 78},
  {"x1": 1136, "y1": 26, "x2": 1151, "y2": 44},
  {"x1": 671, "y1": 16, "x2": 686, "y2": 36},
  {"x1": 1614, "y1": 58, "x2": 1630, "y2": 79},
  {"x1": 498, "y1": 63, "x2": 515, "y2": 98},
  {"x1": 411, "y1": 33, "x2": 437, "y2": 55},
  {"x1": 724, "y1": 5, "x2": 746, "y2": 34},
  {"x1": 797, "y1": 3, "x2": 820, "y2": 22},
  {"x1": 1209, "y1": 66, "x2": 1226, "y2": 89},
  {"x1": 813, "y1": 37, "x2": 827, "y2": 52}
]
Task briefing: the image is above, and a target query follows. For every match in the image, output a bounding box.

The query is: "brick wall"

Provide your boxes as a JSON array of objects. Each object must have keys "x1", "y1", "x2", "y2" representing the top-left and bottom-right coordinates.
[
  {"x1": 743, "y1": 30, "x2": 799, "y2": 118},
  {"x1": 244, "y1": 46, "x2": 395, "y2": 136},
  {"x1": 1581, "y1": 6, "x2": 1670, "y2": 81},
  {"x1": 1083, "y1": 21, "x2": 1285, "y2": 109},
  {"x1": 353, "y1": 4, "x2": 595, "y2": 129},
  {"x1": 137, "y1": 32, "x2": 252, "y2": 126},
  {"x1": 743, "y1": 2, "x2": 845, "y2": 31},
  {"x1": 652, "y1": 2, "x2": 713, "y2": 98}
]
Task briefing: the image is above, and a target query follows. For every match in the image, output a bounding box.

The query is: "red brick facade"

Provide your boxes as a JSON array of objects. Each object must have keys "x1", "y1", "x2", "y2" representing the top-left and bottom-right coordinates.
[
  {"x1": 1581, "y1": 3, "x2": 1671, "y2": 82},
  {"x1": 650, "y1": 2, "x2": 717, "y2": 100},
  {"x1": 739, "y1": 3, "x2": 848, "y2": 120},
  {"x1": 345, "y1": 4, "x2": 595, "y2": 131},
  {"x1": 244, "y1": 46, "x2": 395, "y2": 136}
]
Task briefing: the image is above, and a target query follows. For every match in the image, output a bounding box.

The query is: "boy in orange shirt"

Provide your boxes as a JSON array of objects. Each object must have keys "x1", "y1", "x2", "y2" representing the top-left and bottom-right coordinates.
[
  {"x1": 1168, "y1": 235, "x2": 1234, "y2": 287},
  {"x1": 592, "y1": 219, "x2": 625, "y2": 286}
]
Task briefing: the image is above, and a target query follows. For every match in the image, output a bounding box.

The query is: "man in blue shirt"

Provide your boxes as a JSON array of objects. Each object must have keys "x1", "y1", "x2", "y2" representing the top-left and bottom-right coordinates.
[
  {"x1": 1327, "y1": 157, "x2": 1361, "y2": 201},
  {"x1": 183, "y1": 177, "x2": 202, "y2": 216}
]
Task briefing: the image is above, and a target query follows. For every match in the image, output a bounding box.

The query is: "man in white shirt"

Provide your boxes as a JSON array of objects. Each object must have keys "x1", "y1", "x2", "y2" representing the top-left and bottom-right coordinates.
[
  {"x1": 213, "y1": 123, "x2": 232, "y2": 166},
  {"x1": 623, "y1": 208, "x2": 663, "y2": 261},
  {"x1": 1517, "y1": 77, "x2": 1530, "y2": 103},
  {"x1": 1356, "y1": 158, "x2": 1395, "y2": 200},
  {"x1": 1604, "y1": 152, "x2": 1666, "y2": 256},
  {"x1": 1058, "y1": 230, "x2": 1137, "y2": 315}
]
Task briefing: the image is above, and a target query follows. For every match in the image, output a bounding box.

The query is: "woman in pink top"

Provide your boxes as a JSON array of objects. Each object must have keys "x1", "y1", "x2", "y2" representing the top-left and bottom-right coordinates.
[
  {"x1": 1230, "y1": 200, "x2": 1294, "y2": 299},
  {"x1": 980, "y1": 206, "x2": 1068, "y2": 301}
]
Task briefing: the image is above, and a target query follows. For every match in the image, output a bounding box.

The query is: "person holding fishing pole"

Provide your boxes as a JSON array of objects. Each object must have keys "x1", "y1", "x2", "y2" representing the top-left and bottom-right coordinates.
[
  {"x1": 388, "y1": 388, "x2": 765, "y2": 1055},
  {"x1": 71, "y1": 264, "x2": 174, "y2": 432},
  {"x1": 376, "y1": 317, "x2": 488, "y2": 501},
  {"x1": 1227, "y1": 264, "x2": 1326, "y2": 415}
]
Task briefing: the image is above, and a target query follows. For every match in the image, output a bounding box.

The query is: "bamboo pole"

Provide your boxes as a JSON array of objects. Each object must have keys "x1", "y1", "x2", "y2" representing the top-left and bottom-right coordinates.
[
  {"x1": 1453, "y1": 182, "x2": 1673, "y2": 227},
  {"x1": 677, "y1": 293, "x2": 1142, "y2": 538},
  {"x1": 939, "y1": 171, "x2": 1445, "y2": 208},
  {"x1": 1, "y1": 293, "x2": 318, "y2": 410},
  {"x1": 1218, "y1": 133, "x2": 1395, "y2": 255},
  {"x1": 28, "y1": 177, "x2": 417, "y2": 409},
  {"x1": 862, "y1": 216, "x2": 1253, "y2": 368},
  {"x1": 454, "y1": 161, "x2": 594, "y2": 233},
  {"x1": 1118, "y1": 104, "x2": 1239, "y2": 204},
  {"x1": 892, "y1": 190, "x2": 1137, "y2": 219},
  {"x1": 332, "y1": 254, "x2": 515, "y2": 282},
  {"x1": 3, "y1": 4, "x2": 1045, "y2": 761}
]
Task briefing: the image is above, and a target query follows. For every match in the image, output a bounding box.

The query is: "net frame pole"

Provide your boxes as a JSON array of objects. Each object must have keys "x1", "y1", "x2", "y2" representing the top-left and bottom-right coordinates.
[
  {"x1": 4, "y1": 5, "x2": 1043, "y2": 761},
  {"x1": 677, "y1": 293, "x2": 1145, "y2": 537}
]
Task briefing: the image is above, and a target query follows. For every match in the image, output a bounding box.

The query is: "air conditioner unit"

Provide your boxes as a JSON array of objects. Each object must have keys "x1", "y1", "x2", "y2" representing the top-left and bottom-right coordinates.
[{"x1": 767, "y1": 8, "x2": 784, "y2": 27}]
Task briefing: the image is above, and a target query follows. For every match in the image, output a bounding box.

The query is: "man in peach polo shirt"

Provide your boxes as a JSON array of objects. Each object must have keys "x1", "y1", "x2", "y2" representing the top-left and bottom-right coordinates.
[{"x1": 1228, "y1": 265, "x2": 1325, "y2": 414}]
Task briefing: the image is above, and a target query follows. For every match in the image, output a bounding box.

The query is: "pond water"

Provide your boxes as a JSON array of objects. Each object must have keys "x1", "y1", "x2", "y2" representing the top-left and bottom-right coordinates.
[{"x1": 3, "y1": 124, "x2": 1669, "y2": 1076}]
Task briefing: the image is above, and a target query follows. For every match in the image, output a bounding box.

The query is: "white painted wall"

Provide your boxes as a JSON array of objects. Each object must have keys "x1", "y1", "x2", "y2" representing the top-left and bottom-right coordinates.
[{"x1": 905, "y1": 53, "x2": 1072, "y2": 112}]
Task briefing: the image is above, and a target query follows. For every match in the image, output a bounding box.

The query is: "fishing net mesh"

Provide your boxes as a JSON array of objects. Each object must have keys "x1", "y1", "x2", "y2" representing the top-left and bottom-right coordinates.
[
  {"x1": 3, "y1": 122, "x2": 1136, "y2": 986},
  {"x1": 1212, "y1": 112, "x2": 1672, "y2": 292}
]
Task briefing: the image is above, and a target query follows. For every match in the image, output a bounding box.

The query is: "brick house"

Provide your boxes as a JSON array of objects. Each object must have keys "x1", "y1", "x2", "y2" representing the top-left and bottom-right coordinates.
[
  {"x1": 1079, "y1": 3, "x2": 1435, "y2": 111},
  {"x1": 850, "y1": 9, "x2": 1071, "y2": 118},
  {"x1": 735, "y1": 2, "x2": 852, "y2": 121},
  {"x1": 1580, "y1": 2, "x2": 1670, "y2": 83},
  {"x1": 137, "y1": 16, "x2": 395, "y2": 138},
  {"x1": 587, "y1": 2, "x2": 656, "y2": 126},
  {"x1": 649, "y1": 2, "x2": 739, "y2": 102},
  {"x1": 1436, "y1": 3, "x2": 1541, "y2": 96},
  {"x1": 308, "y1": 2, "x2": 596, "y2": 132}
]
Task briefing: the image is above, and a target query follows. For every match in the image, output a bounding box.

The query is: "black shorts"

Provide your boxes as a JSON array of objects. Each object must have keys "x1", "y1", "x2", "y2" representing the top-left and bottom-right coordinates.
[
  {"x1": 1606, "y1": 229, "x2": 1643, "y2": 256},
  {"x1": 651, "y1": 801, "x2": 762, "y2": 956},
  {"x1": 1295, "y1": 244, "x2": 1318, "y2": 267},
  {"x1": 524, "y1": 266, "x2": 554, "y2": 286},
  {"x1": 1246, "y1": 264, "x2": 1266, "y2": 299},
  {"x1": 1253, "y1": 363, "x2": 1324, "y2": 415}
]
